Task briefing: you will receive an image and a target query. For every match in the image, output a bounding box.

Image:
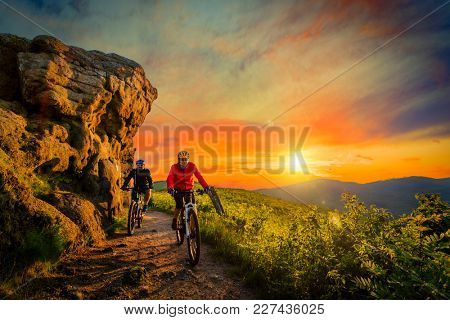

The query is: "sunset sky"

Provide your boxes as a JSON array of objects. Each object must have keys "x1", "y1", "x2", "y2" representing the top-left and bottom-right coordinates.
[{"x1": 1, "y1": 0, "x2": 449, "y2": 188}]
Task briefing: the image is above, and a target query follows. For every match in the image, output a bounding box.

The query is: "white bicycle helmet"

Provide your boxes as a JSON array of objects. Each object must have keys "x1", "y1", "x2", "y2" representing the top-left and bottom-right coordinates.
[{"x1": 177, "y1": 150, "x2": 190, "y2": 160}]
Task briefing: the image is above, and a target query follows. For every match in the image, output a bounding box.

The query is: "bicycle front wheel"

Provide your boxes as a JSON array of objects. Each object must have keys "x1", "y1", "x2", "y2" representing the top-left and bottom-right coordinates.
[
  {"x1": 127, "y1": 202, "x2": 137, "y2": 235},
  {"x1": 186, "y1": 208, "x2": 200, "y2": 266}
]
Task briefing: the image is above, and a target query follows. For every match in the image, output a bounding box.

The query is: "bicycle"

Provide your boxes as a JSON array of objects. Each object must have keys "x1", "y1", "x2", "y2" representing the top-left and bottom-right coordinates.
[
  {"x1": 173, "y1": 189, "x2": 204, "y2": 266},
  {"x1": 124, "y1": 187, "x2": 145, "y2": 235}
]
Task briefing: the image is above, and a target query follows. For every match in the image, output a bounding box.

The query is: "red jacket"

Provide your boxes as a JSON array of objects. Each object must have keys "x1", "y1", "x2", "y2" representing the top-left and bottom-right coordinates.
[{"x1": 166, "y1": 162, "x2": 208, "y2": 190}]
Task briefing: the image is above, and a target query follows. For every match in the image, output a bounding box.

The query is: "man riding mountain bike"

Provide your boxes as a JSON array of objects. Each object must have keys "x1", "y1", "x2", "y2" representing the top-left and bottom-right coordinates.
[
  {"x1": 121, "y1": 159, "x2": 153, "y2": 213},
  {"x1": 167, "y1": 151, "x2": 210, "y2": 230}
]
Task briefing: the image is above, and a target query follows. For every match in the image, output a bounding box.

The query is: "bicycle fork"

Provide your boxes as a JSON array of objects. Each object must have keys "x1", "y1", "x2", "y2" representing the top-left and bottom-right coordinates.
[{"x1": 184, "y1": 202, "x2": 195, "y2": 240}]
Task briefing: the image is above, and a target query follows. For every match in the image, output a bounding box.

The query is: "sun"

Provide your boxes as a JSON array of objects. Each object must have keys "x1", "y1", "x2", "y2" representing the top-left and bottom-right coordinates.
[{"x1": 289, "y1": 153, "x2": 304, "y2": 173}]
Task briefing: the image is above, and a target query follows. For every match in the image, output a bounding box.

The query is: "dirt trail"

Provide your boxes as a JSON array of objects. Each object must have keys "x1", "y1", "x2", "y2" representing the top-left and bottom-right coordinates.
[{"x1": 20, "y1": 211, "x2": 255, "y2": 299}]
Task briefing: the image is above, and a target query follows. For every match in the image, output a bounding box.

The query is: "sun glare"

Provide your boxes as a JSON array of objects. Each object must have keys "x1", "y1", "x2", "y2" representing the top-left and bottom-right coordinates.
[{"x1": 291, "y1": 153, "x2": 304, "y2": 173}]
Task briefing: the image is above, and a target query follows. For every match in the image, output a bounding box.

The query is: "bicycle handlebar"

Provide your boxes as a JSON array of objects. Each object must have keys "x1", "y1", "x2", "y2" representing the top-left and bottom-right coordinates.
[{"x1": 172, "y1": 189, "x2": 205, "y2": 195}]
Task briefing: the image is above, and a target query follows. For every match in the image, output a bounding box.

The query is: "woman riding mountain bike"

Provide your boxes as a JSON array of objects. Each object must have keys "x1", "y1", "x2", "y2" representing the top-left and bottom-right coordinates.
[
  {"x1": 121, "y1": 159, "x2": 153, "y2": 234},
  {"x1": 167, "y1": 150, "x2": 210, "y2": 265},
  {"x1": 121, "y1": 159, "x2": 153, "y2": 213},
  {"x1": 172, "y1": 188, "x2": 205, "y2": 265},
  {"x1": 166, "y1": 150, "x2": 210, "y2": 230}
]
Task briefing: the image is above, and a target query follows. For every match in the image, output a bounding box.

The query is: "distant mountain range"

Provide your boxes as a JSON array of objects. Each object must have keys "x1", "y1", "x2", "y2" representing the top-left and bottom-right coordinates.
[{"x1": 256, "y1": 177, "x2": 450, "y2": 215}]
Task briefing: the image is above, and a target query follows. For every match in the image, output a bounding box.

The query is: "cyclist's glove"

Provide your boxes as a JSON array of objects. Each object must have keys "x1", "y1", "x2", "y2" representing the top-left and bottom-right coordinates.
[
  {"x1": 204, "y1": 186, "x2": 211, "y2": 193},
  {"x1": 168, "y1": 188, "x2": 175, "y2": 196}
]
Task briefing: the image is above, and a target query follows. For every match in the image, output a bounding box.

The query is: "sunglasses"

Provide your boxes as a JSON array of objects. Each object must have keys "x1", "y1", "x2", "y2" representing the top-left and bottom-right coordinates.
[{"x1": 179, "y1": 158, "x2": 188, "y2": 162}]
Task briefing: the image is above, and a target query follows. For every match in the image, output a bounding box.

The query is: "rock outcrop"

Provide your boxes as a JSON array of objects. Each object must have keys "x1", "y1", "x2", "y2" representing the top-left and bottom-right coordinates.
[{"x1": 0, "y1": 34, "x2": 157, "y2": 275}]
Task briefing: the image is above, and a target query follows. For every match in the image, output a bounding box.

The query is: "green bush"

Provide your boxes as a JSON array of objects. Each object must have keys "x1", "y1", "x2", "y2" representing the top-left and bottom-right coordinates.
[
  {"x1": 105, "y1": 214, "x2": 128, "y2": 236},
  {"x1": 153, "y1": 189, "x2": 449, "y2": 299},
  {"x1": 20, "y1": 225, "x2": 67, "y2": 263}
]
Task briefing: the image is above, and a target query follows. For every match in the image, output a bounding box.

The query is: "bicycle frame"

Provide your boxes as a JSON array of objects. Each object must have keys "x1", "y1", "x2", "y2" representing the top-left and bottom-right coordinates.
[
  {"x1": 126, "y1": 188, "x2": 145, "y2": 207},
  {"x1": 136, "y1": 193, "x2": 144, "y2": 210},
  {"x1": 183, "y1": 200, "x2": 196, "y2": 240},
  {"x1": 173, "y1": 189, "x2": 202, "y2": 265},
  {"x1": 126, "y1": 188, "x2": 146, "y2": 235}
]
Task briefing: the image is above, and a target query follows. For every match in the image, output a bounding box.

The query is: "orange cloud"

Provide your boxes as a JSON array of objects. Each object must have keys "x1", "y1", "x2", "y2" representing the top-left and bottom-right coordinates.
[{"x1": 402, "y1": 157, "x2": 420, "y2": 162}]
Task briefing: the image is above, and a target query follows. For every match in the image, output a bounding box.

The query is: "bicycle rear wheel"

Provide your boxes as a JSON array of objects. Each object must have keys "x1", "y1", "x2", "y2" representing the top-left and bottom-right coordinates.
[
  {"x1": 175, "y1": 210, "x2": 184, "y2": 246},
  {"x1": 127, "y1": 202, "x2": 137, "y2": 235},
  {"x1": 186, "y1": 208, "x2": 200, "y2": 266}
]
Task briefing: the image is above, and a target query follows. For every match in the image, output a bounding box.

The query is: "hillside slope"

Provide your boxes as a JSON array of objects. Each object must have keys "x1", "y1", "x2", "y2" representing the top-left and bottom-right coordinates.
[{"x1": 4, "y1": 187, "x2": 447, "y2": 299}]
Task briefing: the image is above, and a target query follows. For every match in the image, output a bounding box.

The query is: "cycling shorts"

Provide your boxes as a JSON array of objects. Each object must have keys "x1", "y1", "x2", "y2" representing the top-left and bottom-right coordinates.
[{"x1": 174, "y1": 190, "x2": 196, "y2": 209}]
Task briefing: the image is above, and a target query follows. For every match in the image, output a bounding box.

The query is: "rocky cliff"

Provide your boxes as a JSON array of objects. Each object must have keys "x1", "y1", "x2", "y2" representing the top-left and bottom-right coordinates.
[{"x1": 0, "y1": 34, "x2": 157, "y2": 275}]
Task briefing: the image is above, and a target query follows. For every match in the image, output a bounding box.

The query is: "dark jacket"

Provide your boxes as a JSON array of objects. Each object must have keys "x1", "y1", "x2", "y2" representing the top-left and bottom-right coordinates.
[{"x1": 122, "y1": 168, "x2": 153, "y2": 190}]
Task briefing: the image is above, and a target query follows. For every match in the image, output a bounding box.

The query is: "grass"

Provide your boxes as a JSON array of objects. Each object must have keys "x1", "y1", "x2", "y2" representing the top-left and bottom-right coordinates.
[
  {"x1": 0, "y1": 223, "x2": 67, "y2": 298},
  {"x1": 0, "y1": 149, "x2": 76, "y2": 285},
  {"x1": 0, "y1": 260, "x2": 54, "y2": 299},
  {"x1": 20, "y1": 224, "x2": 67, "y2": 264},
  {"x1": 152, "y1": 188, "x2": 449, "y2": 299},
  {"x1": 105, "y1": 212, "x2": 128, "y2": 236}
]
